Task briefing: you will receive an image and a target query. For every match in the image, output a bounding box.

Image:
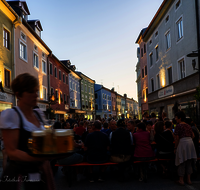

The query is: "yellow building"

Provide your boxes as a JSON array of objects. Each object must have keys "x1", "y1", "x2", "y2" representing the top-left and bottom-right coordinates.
[{"x1": 0, "y1": 0, "x2": 20, "y2": 111}]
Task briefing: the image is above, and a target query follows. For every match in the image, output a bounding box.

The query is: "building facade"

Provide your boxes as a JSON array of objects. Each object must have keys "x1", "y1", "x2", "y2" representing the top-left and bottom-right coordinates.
[
  {"x1": 95, "y1": 84, "x2": 112, "y2": 119},
  {"x1": 135, "y1": 47, "x2": 142, "y2": 119},
  {"x1": 48, "y1": 54, "x2": 70, "y2": 121},
  {"x1": 0, "y1": 0, "x2": 20, "y2": 111},
  {"x1": 61, "y1": 60, "x2": 83, "y2": 119},
  {"x1": 111, "y1": 88, "x2": 117, "y2": 118},
  {"x1": 143, "y1": 0, "x2": 199, "y2": 120},
  {"x1": 136, "y1": 28, "x2": 148, "y2": 116},
  {"x1": 9, "y1": 1, "x2": 52, "y2": 115},
  {"x1": 77, "y1": 72, "x2": 95, "y2": 120}
]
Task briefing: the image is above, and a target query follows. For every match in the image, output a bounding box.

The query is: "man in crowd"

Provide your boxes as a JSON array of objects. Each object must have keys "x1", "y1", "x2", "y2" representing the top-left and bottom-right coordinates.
[
  {"x1": 127, "y1": 120, "x2": 136, "y2": 135},
  {"x1": 84, "y1": 120, "x2": 110, "y2": 182},
  {"x1": 75, "y1": 121, "x2": 86, "y2": 137},
  {"x1": 109, "y1": 119, "x2": 133, "y2": 181}
]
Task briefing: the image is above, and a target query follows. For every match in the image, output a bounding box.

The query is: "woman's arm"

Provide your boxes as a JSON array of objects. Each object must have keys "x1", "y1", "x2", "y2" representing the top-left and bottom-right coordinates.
[{"x1": 2, "y1": 129, "x2": 47, "y2": 162}]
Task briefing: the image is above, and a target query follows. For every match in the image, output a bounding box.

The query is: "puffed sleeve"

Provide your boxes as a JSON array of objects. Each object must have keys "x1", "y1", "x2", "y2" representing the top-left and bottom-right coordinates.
[
  {"x1": 0, "y1": 109, "x2": 20, "y2": 129},
  {"x1": 34, "y1": 108, "x2": 48, "y2": 124}
]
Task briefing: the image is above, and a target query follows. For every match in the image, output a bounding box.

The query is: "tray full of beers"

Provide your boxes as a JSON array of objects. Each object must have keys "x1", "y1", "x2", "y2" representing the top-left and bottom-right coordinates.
[{"x1": 28, "y1": 128, "x2": 74, "y2": 156}]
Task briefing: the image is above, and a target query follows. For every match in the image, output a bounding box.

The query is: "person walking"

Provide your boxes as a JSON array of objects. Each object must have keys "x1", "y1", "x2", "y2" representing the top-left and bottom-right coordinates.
[{"x1": 174, "y1": 111, "x2": 197, "y2": 185}]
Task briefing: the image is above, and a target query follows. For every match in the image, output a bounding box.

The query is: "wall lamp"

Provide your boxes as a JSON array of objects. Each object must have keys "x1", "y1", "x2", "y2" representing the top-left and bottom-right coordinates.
[{"x1": 187, "y1": 50, "x2": 200, "y2": 71}]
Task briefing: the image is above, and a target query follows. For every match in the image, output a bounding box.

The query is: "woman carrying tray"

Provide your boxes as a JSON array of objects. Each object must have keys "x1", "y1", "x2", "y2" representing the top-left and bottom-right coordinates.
[{"x1": 0, "y1": 73, "x2": 55, "y2": 190}]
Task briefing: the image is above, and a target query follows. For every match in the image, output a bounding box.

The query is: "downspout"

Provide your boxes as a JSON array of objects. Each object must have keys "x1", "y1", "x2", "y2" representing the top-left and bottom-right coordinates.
[
  {"x1": 13, "y1": 17, "x2": 21, "y2": 106},
  {"x1": 195, "y1": 0, "x2": 200, "y2": 123},
  {"x1": 195, "y1": 0, "x2": 200, "y2": 74},
  {"x1": 47, "y1": 53, "x2": 52, "y2": 119}
]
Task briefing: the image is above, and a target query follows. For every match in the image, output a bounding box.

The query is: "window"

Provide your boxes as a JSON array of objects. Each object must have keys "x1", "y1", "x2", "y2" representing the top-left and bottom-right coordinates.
[
  {"x1": 4, "y1": 69, "x2": 10, "y2": 88},
  {"x1": 66, "y1": 76, "x2": 68, "y2": 84},
  {"x1": 60, "y1": 92, "x2": 62, "y2": 102},
  {"x1": 85, "y1": 85, "x2": 87, "y2": 92},
  {"x1": 3, "y1": 28, "x2": 10, "y2": 50},
  {"x1": 142, "y1": 69, "x2": 144, "y2": 78},
  {"x1": 70, "y1": 80, "x2": 72, "y2": 89},
  {"x1": 21, "y1": 31, "x2": 26, "y2": 41},
  {"x1": 151, "y1": 78, "x2": 154, "y2": 92},
  {"x1": 43, "y1": 87, "x2": 47, "y2": 100},
  {"x1": 176, "y1": 0, "x2": 181, "y2": 9},
  {"x1": 149, "y1": 39, "x2": 152, "y2": 45},
  {"x1": 141, "y1": 48, "x2": 143, "y2": 58},
  {"x1": 64, "y1": 94, "x2": 66, "y2": 103},
  {"x1": 155, "y1": 45, "x2": 159, "y2": 61},
  {"x1": 42, "y1": 52, "x2": 45, "y2": 58},
  {"x1": 54, "y1": 67, "x2": 57, "y2": 78},
  {"x1": 178, "y1": 59, "x2": 185, "y2": 79},
  {"x1": 88, "y1": 87, "x2": 90, "y2": 93},
  {"x1": 166, "y1": 15, "x2": 169, "y2": 23},
  {"x1": 146, "y1": 88, "x2": 148, "y2": 98},
  {"x1": 20, "y1": 42, "x2": 27, "y2": 61},
  {"x1": 81, "y1": 83, "x2": 83, "y2": 91},
  {"x1": 155, "y1": 31, "x2": 158, "y2": 38},
  {"x1": 105, "y1": 94, "x2": 107, "y2": 99},
  {"x1": 50, "y1": 63, "x2": 53, "y2": 75},
  {"x1": 50, "y1": 87, "x2": 54, "y2": 96},
  {"x1": 165, "y1": 31, "x2": 171, "y2": 50},
  {"x1": 157, "y1": 74, "x2": 160, "y2": 89},
  {"x1": 177, "y1": 18, "x2": 183, "y2": 41},
  {"x1": 72, "y1": 82, "x2": 75, "y2": 90},
  {"x1": 167, "y1": 67, "x2": 173, "y2": 85},
  {"x1": 144, "y1": 44, "x2": 146, "y2": 54},
  {"x1": 145, "y1": 66, "x2": 147, "y2": 75},
  {"x1": 91, "y1": 87, "x2": 93, "y2": 93},
  {"x1": 149, "y1": 52, "x2": 153, "y2": 67},
  {"x1": 143, "y1": 89, "x2": 146, "y2": 100},
  {"x1": 63, "y1": 74, "x2": 65, "y2": 83},
  {"x1": 33, "y1": 53, "x2": 39, "y2": 69},
  {"x1": 59, "y1": 70, "x2": 61, "y2": 80},
  {"x1": 42, "y1": 60, "x2": 46, "y2": 73},
  {"x1": 34, "y1": 45, "x2": 38, "y2": 52},
  {"x1": 55, "y1": 90, "x2": 58, "y2": 100},
  {"x1": 102, "y1": 93, "x2": 104, "y2": 99}
]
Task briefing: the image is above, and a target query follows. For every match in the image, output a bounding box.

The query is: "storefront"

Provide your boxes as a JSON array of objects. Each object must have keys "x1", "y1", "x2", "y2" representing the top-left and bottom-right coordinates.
[
  {"x1": 149, "y1": 84, "x2": 197, "y2": 120},
  {"x1": 69, "y1": 108, "x2": 86, "y2": 119}
]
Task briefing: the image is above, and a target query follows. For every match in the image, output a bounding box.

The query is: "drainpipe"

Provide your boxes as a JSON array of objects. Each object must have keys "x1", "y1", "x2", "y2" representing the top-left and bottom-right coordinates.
[
  {"x1": 195, "y1": 0, "x2": 200, "y2": 123},
  {"x1": 13, "y1": 17, "x2": 21, "y2": 106}
]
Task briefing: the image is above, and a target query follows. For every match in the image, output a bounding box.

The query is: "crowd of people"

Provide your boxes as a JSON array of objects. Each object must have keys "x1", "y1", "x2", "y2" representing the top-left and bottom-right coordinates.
[
  {"x1": 52, "y1": 111, "x2": 200, "y2": 185},
  {"x1": 0, "y1": 73, "x2": 199, "y2": 189}
]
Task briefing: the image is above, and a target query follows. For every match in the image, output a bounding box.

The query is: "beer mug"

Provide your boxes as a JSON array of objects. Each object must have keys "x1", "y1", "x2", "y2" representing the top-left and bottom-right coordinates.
[
  {"x1": 65, "y1": 129, "x2": 74, "y2": 152},
  {"x1": 54, "y1": 130, "x2": 68, "y2": 153},
  {"x1": 43, "y1": 129, "x2": 55, "y2": 154},
  {"x1": 32, "y1": 131, "x2": 45, "y2": 154}
]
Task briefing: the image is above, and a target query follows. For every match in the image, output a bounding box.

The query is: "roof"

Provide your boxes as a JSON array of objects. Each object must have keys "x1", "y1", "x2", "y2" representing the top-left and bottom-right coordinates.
[
  {"x1": 22, "y1": 19, "x2": 51, "y2": 54},
  {"x1": 27, "y1": 19, "x2": 43, "y2": 31},
  {"x1": 7, "y1": 0, "x2": 30, "y2": 15},
  {"x1": 52, "y1": 54, "x2": 70, "y2": 73},
  {"x1": 143, "y1": 0, "x2": 174, "y2": 42},
  {"x1": 76, "y1": 71, "x2": 95, "y2": 83},
  {"x1": 60, "y1": 60, "x2": 81, "y2": 78},
  {"x1": 135, "y1": 27, "x2": 147, "y2": 43},
  {"x1": 1, "y1": 0, "x2": 19, "y2": 21}
]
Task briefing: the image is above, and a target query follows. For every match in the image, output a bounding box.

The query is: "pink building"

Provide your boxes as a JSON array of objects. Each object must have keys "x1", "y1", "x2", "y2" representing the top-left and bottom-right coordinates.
[
  {"x1": 136, "y1": 28, "x2": 148, "y2": 114},
  {"x1": 9, "y1": 1, "x2": 52, "y2": 114}
]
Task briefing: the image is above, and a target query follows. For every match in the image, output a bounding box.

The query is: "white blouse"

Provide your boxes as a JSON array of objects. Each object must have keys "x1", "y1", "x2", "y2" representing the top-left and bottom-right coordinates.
[{"x1": 0, "y1": 106, "x2": 45, "y2": 132}]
